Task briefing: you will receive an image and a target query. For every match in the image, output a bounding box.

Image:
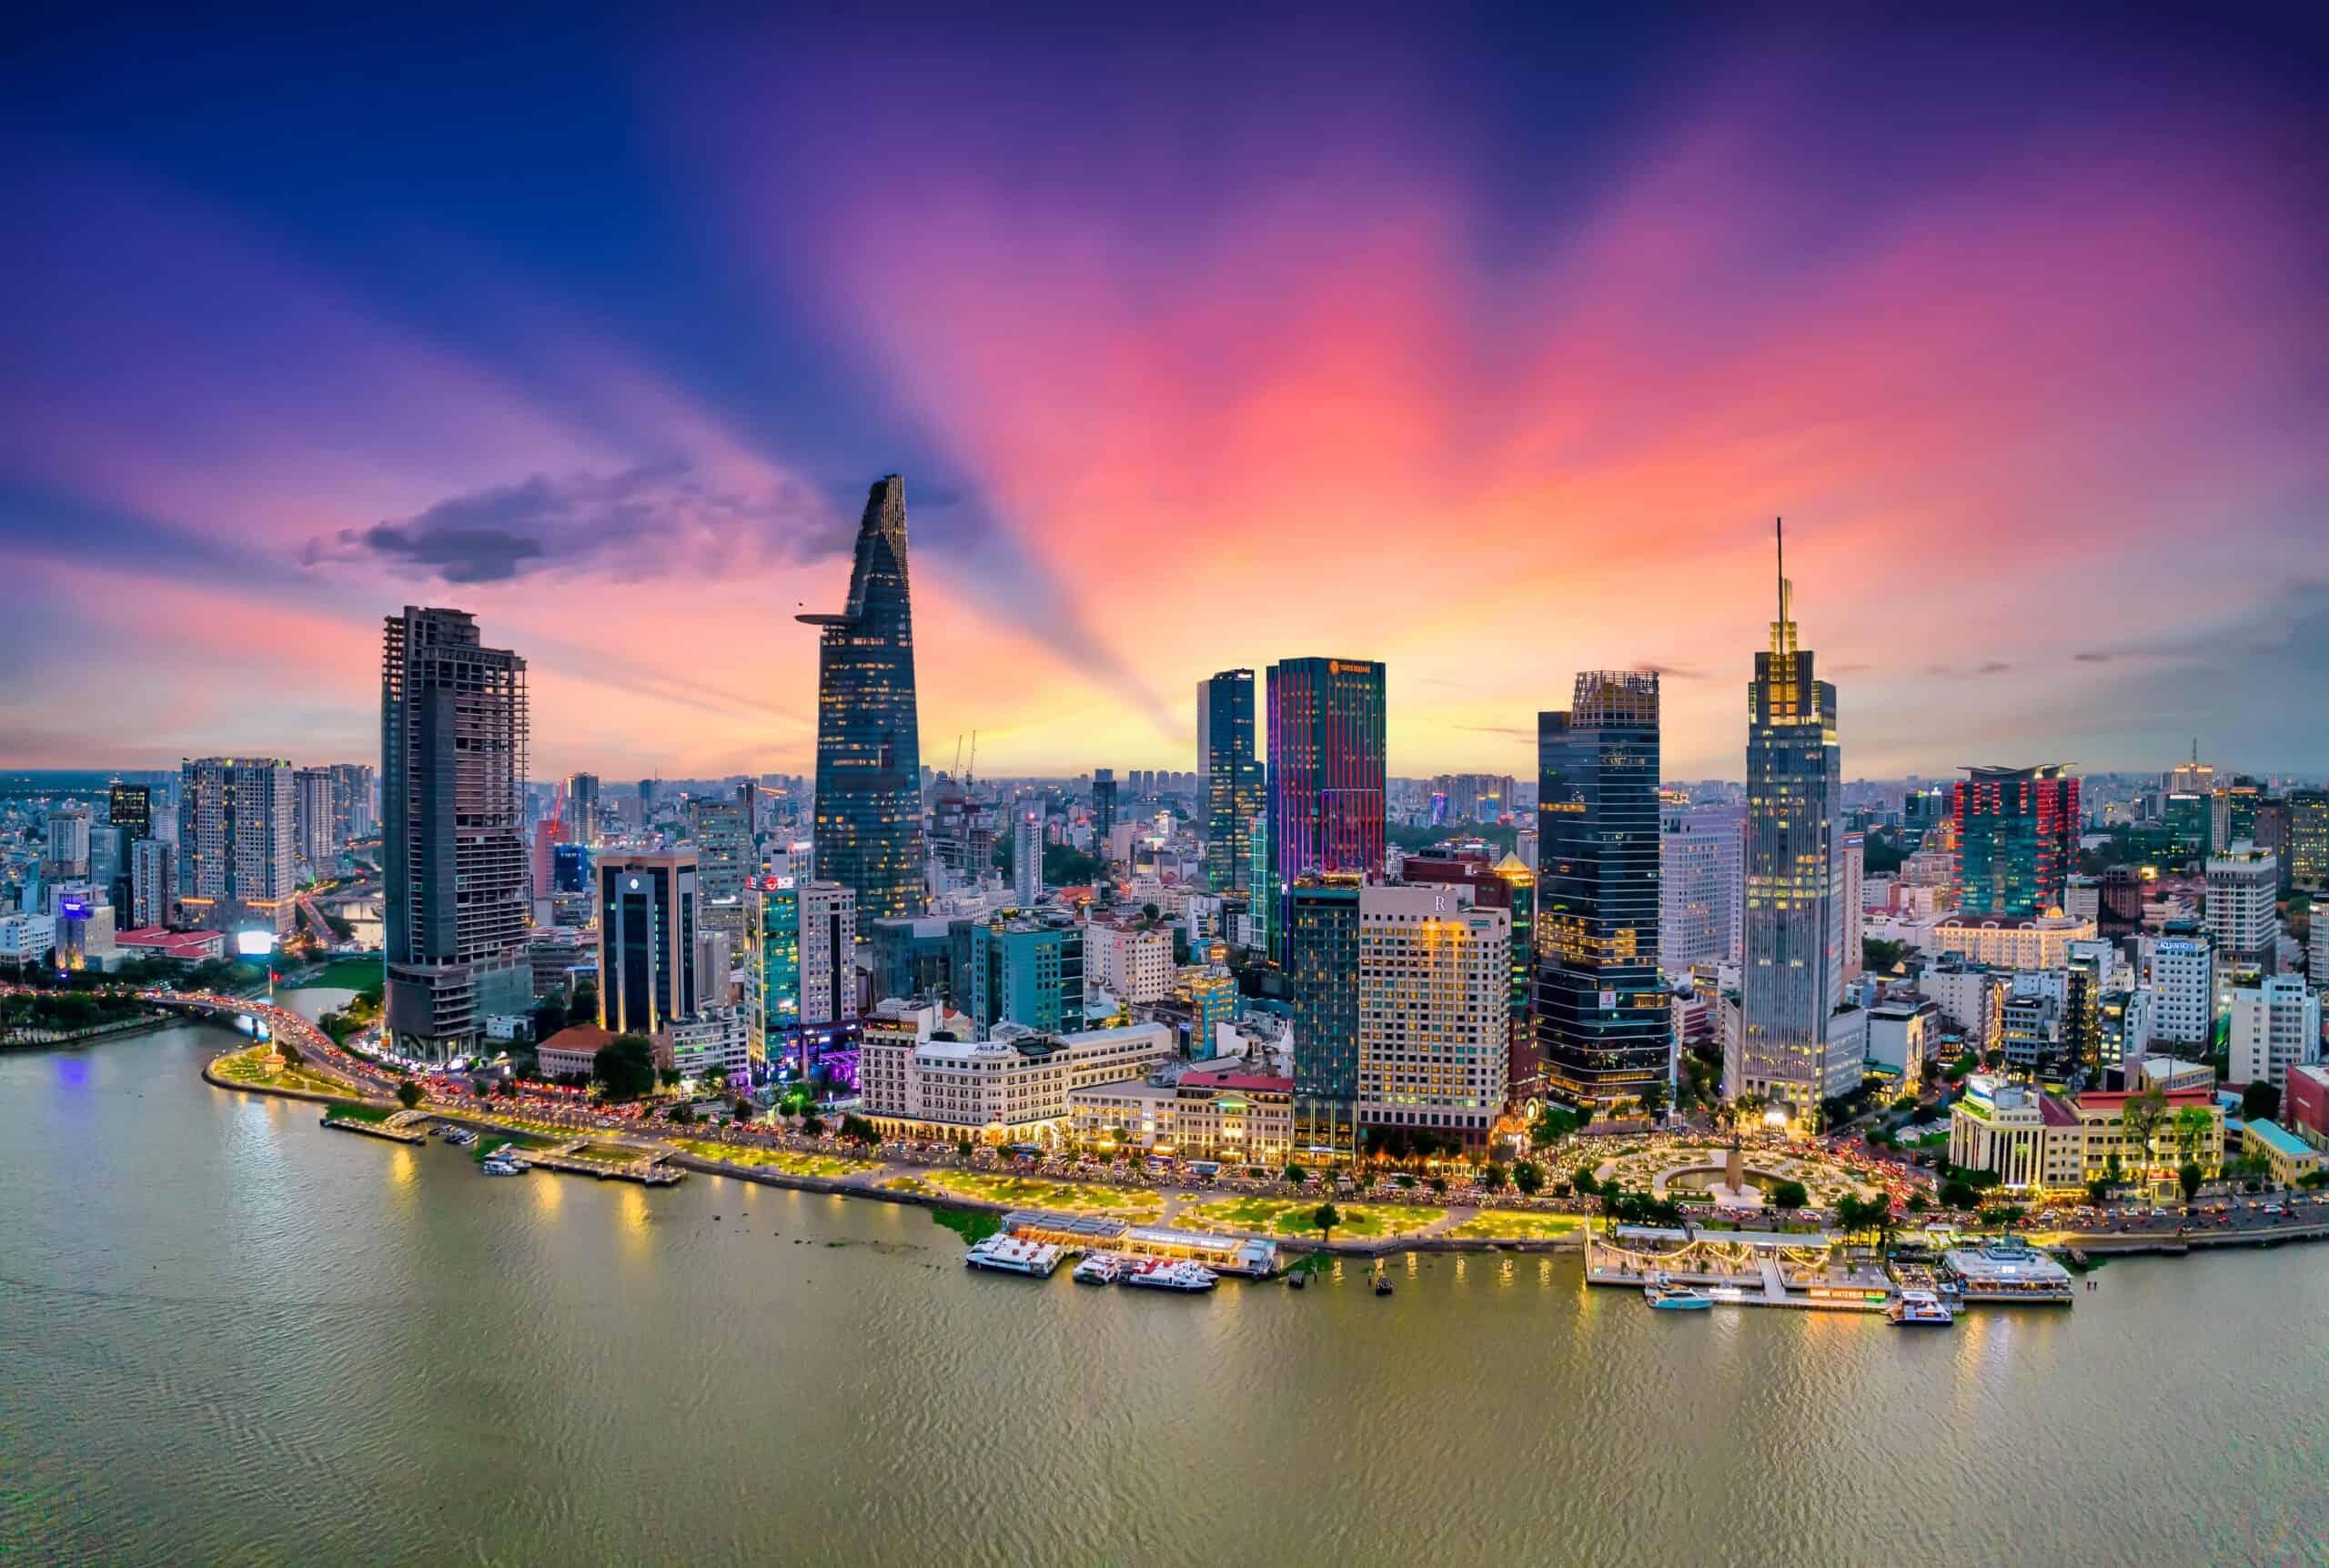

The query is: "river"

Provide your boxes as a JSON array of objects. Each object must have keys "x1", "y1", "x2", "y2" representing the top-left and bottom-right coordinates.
[{"x1": 2, "y1": 1002, "x2": 2324, "y2": 1566}]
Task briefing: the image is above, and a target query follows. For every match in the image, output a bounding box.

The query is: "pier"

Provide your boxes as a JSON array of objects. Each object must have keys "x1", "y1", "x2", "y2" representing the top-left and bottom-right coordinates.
[
  {"x1": 320, "y1": 1108, "x2": 429, "y2": 1144},
  {"x1": 520, "y1": 1139, "x2": 686, "y2": 1186},
  {"x1": 1586, "y1": 1223, "x2": 1894, "y2": 1312}
]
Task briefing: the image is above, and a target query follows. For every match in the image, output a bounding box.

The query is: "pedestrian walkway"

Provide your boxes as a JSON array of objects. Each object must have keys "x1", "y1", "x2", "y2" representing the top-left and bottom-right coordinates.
[{"x1": 1759, "y1": 1256, "x2": 1788, "y2": 1301}]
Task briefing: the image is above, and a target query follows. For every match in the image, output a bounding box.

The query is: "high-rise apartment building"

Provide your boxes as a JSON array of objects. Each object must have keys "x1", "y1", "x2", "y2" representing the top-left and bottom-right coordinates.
[
  {"x1": 2142, "y1": 932, "x2": 2214, "y2": 1048},
  {"x1": 177, "y1": 758, "x2": 297, "y2": 937},
  {"x1": 129, "y1": 838, "x2": 176, "y2": 929},
  {"x1": 1012, "y1": 810, "x2": 1042, "y2": 908},
  {"x1": 2287, "y1": 790, "x2": 2329, "y2": 893},
  {"x1": 1091, "y1": 769, "x2": 1117, "y2": 849},
  {"x1": 44, "y1": 805, "x2": 91, "y2": 878},
  {"x1": 687, "y1": 798, "x2": 751, "y2": 945},
  {"x1": 1357, "y1": 883, "x2": 1508, "y2": 1148},
  {"x1": 597, "y1": 851, "x2": 699, "y2": 1037},
  {"x1": 294, "y1": 766, "x2": 336, "y2": 868},
  {"x1": 1736, "y1": 526, "x2": 1850, "y2": 1118},
  {"x1": 746, "y1": 876, "x2": 856, "y2": 1073},
  {"x1": 1200, "y1": 669, "x2": 1264, "y2": 895},
  {"x1": 106, "y1": 782, "x2": 151, "y2": 839},
  {"x1": 2206, "y1": 841, "x2": 2281, "y2": 972},
  {"x1": 1265, "y1": 658, "x2": 1385, "y2": 962},
  {"x1": 566, "y1": 772, "x2": 600, "y2": 846},
  {"x1": 1952, "y1": 764, "x2": 2080, "y2": 917},
  {"x1": 328, "y1": 763, "x2": 376, "y2": 842},
  {"x1": 1536, "y1": 671, "x2": 1670, "y2": 1111},
  {"x1": 381, "y1": 607, "x2": 531, "y2": 1060},
  {"x1": 2229, "y1": 974, "x2": 2320, "y2": 1091},
  {"x1": 799, "y1": 476, "x2": 924, "y2": 926},
  {"x1": 1287, "y1": 877, "x2": 1363, "y2": 1153},
  {"x1": 1659, "y1": 804, "x2": 1742, "y2": 976}
]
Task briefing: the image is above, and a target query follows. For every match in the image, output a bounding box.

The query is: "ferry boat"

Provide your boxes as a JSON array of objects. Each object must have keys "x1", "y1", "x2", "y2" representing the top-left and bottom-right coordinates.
[
  {"x1": 1645, "y1": 1282, "x2": 1713, "y2": 1311},
  {"x1": 1119, "y1": 1259, "x2": 1217, "y2": 1292},
  {"x1": 443, "y1": 1127, "x2": 478, "y2": 1147},
  {"x1": 1887, "y1": 1289, "x2": 1956, "y2": 1326},
  {"x1": 1074, "y1": 1252, "x2": 1124, "y2": 1285},
  {"x1": 965, "y1": 1236, "x2": 1064, "y2": 1278},
  {"x1": 480, "y1": 1156, "x2": 527, "y2": 1176}
]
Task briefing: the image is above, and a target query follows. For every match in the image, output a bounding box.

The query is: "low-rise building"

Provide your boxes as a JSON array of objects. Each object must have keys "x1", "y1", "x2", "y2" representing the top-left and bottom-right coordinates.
[
  {"x1": 113, "y1": 926, "x2": 224, "y2": 962},
  {"x1": 1949, "y1": 1074, "x2": 2223, "y2": 1195},
  {"x1": 2283, "y1": 1063, "x2": 2329, "y2": 1145},
  {"x1": 2241, "y1": 1120, "x2": 2324, "y2": 1187},
  {"x1": 1865, "y1": 998, "x2": 1938, "y2": 1081},
  {"x1": 1931, "y1": 913, "x2": 2098, "y2": 971},
  {"x1": 1067, "y1": 1069, "x2": 1296, "y2": 1165},
  {"x1": 666, "y1": 1008, "x2": 751, "y2": 1081},
  {"x1": 538, "y1": 1024, "x2": 620, "y2": 1081},
  {"x1": 858, "y1": 1003, "x2": 1173, "y2": 1143}
]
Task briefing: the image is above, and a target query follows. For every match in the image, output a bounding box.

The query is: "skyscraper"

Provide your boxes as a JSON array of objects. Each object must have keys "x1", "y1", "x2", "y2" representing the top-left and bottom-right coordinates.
[
  {"x1": 129, "y1": 838, "x2": 176, "y2": 928},
  {"x1": 1200, "y1": 669, "x2": 1264, "y2": 895},
  {"x1": 1357, "y1": 883, "x2": 1509, "y2": 1149},
  {"x1": 1265, "y1": 658, "x2": 1386, "y2": 962},
  {"x1": 1736, "y1": 523, "x2": 1848, "y2": 1121},
  {"x1": 294, "y1": 766, "x2": 336, "y2": 868},
  {"x1": 177, "y1": 759, "x2": 297, "y2": 936},
  {"x1": 1535, "y1": 671, "x2": 1669, "y2": 1111},
  {"x1": 1287, "y1": 876, "x2": 1363, "y2": 1152},
  {"x1": 1951, "y1": 764, "x2": 2080, "y2": 917},
  {"x1": 1659, "y1": 804, "x2": 1743, "y2": 976},
  {"x1": 597, "y1": 850, "x2": 699, "y2": 1036},
  {"x1": 106, "y1": 782, "x2": 152, "y2": 839},
  {"x1": 1091, "y1": 769, "x2": 1117, "y2": 849},
  {"x1": 566, "y1": 772, "x2": 600, "y2": 846},
  {"x1": 1012, "y1": 810, "x2": 1042, "y2": 907},
  {"x1": 799, "y1": 476, "x2": 924, "y2": 926},
  {"x1": 687, "y1": 798, "x2": 751, "y2": 946},
  {"x1": 381, "y1": 607, "x2": 531, "y2": 1061},
  {"x1": 2288, "y1": 789, "x2": 2329, "y2": 892},
  {"x1": 328, "y1": 763, "x2": 375, "y2": 842}
]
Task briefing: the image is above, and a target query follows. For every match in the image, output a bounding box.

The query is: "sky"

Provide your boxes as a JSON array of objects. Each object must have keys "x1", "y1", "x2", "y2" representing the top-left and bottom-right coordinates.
[{"x1": 2, "y1": 4, "x2": 2323, "y2": 783}]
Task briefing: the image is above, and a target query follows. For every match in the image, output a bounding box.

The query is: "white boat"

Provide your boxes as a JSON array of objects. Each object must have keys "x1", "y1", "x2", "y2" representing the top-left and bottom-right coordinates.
[
  {"x1": 1888, "y1": 1289, "x2": 1956, "y2": 1325},
  {"x1": 965, "y1": 1236, "x2": 1064, "y2": 1277},
  {"x1": 1073, "y1": 1252, "x2": 1124, "y2": 1285},
  {"x1": 1646, "y1": 1282, "x2": 1713, "y2": 1311},
  {"x1": 1119, "y1": 1258, "x2": 1217, "y2": 1292},
  {"x1": 480, "y1": 1157, "x2": 526, "y2": 1177}
]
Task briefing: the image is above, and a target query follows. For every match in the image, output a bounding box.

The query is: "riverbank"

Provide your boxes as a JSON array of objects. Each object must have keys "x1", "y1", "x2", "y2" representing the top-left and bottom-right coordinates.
[{"x1": 1, "y1": 1010, "x2": 174, "y2": 1051}]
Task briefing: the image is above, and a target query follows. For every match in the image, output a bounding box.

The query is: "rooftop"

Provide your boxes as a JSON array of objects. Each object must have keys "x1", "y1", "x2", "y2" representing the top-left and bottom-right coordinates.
[
  {"x1": 1180, "y1": 1070, "x2": 1295, "y2": 1094},
  {"x1": 2244, "y1": 1120, "x2": 2314, "y2": 1161},
  {"x1": 539, "y1": 1024, "x2": 619, "y2": 1057}
]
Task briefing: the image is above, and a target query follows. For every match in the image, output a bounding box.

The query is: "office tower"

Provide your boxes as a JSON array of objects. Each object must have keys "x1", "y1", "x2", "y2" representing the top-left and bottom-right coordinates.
[
  {"x1": 1245, "y1": 811, "x2": 1271, "y2": 953},
  {"x1": 638, "y1": 779, "x2": 658, "y2": 817},
  {"x1": 2214, "y1": 778, "x2": 2263, "y2": 855},
  {"x1": 381, "y1": 608, "x2": 531, "y2": 1060},
  {"x1": 2164, "y1": 751, "x2": 2217, "y2": 797},
  {"x1": 1200, "y1": 669, "x2": 1264, "y2": 895},
  {"x1": 1357, "y1": 883, "x2": 1509, "y2": 1148},
  {"x1": 44, "y1": 806, "x2": 90, "y2": 878},
  {"x1": 1946, "y1": 764, "x2": 2078, "y2": 917},
  {"x1": 1092, "y1": 769, "x2": 1118, "y2": 849},
  {"x1": 687, "y1": 799, "x2": 751, "y2": 945},
  {"x1": 1493, "y1": 854, "x2": 1539, "y2": 1101},
  {"x1": 2063, "y1": 938, "x2": 2113, "y2": 1073},
  {"x1": 1287, "y1": 877, "x2": 1363, "y2": 1152},
  {"x1": 567, "y1": 772, "x2": 600, "y2": 846},
  {"x1": 294, "y1": 766, "x2": 336, "y2": 868},
  {"x1": 129, "y1": 838, "x2": 176, "y2": 928},
  {"x1": 2162, "y1": 791, "x2": 2210, "y2": 865},
  {"x1": 1265, "y1": 658, "x2": 1386, "y2": 962},
  {"x1": 2206, "y1": 841, "x2": 2280, "y2": 971},
  {"x1": 328, "y1": 763, "x2": 376, "y2": 842},
  {"x1": 799, "y1": 476, "x2": 925, "y2": 926},
  {"x1": 1737, "y1": 523, "x2": 1847, "y2": 1118},
  {"x1": 796, "y1": 881, "x2": 858, "y2": 1037},
  {"x1": 969, "y1": 912, "x2": 1084, "y2": 1038},
  {"x1": 2229, "y1": 974, "x2": 2320, "y2": 1090},
  {"x1": 2142, "y1": 932, "x2": 2213, "y2": 1048},
  {"x1": 551, "y1": 842, "x2": 590, "y2": 896},
  {"x1": 597, "y1": 850, "x2": 700, "y2": 1036},
  {"x1": 750, "y1": 877, "x2": 802, "y2": 1066},
  {"x1": 1659, "y1": 805, "x2": 1743, "y2": 977},
  {"x1": 177, "y1": 758, "x2": 297, "y2": 936},
  {"x1": 1012, "y1": 810, "x2": 1042, "y2": 907},
  {"x1": 2252, "y1": 797, "x2": 2293, "y2": 893},
  {"x1": 106, "y1": 782, "x2": 152, "y2": 839},
  {"x1": 2288, "y1": 790, "x2": 2329, "y2": 892},
  {"x1": 1535, "y1": 671, "x2": 1669, "y2": 1111}
]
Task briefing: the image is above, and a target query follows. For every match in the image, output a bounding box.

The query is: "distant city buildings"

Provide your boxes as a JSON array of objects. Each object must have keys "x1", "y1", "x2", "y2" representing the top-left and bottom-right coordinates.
[
  {"x1": 1012, "y1": 809, "x2": 1041, "y2": 907},
  {"x1": 800, "y1": 476, "x2": 925, "y2": 926}
]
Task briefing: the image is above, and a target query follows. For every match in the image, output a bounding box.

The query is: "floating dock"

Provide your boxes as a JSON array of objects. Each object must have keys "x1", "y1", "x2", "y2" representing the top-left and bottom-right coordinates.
[{"x1": 319, "y1": 1108, "x2": 428, "y2": 1144}]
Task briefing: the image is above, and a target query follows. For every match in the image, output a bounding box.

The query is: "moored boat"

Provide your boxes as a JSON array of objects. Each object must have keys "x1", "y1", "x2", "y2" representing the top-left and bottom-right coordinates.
[
  {"x1": 1888, "y1": 1289, "x2": 1956, "y2": 1325},
  {"x1": 1073, "y1": 1252, "x2": 1124, "y2": 1285},
  {"x1": 1119, "y1": 1258, "x2": 1216, "y2": 1292},
  {"x1": 1645, "y1": 1282, "x2": 1713, "y2": 1311},
  {"x1": 966, "y1": 1236, "x2": 1064, "y2": 1278}
]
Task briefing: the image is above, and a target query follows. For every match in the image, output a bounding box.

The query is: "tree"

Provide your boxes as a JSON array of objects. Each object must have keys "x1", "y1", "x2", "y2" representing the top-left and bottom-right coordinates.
[
  {"x1": 278, "y1": 1040, "x2": 303, "y2": 1067},
  {"x1": 592, "y1": 1035, "x2": 659, "y2": 1101},
  {"x1": 566, "y1": 980, "x2": 599, "y2": 1026},
  {"x1": 2085, "y1": 1177, "x2": 2112, "y2": 1203},
  {"x1": 2121, "y1": 1087, "x2": 2171, "y2": 1175},
  {"x1": 1312, "y1": 1203, "x2": 1343, "y2": 1244},
  {"x1": 839, "y1": 1114, "x2": 879, "y2": 1145},
  {"x1": 1481, "y1": 1161, "x2": 1509, "y2": 1192},
  {"x1": 1571, "y1": 1166, "x2": 1599, "y2": 1196},
  {"x1": 1512, "y1": 1161, "x2": 1545, "y2": 1197},
  {"x1": 733, "y1": 1096, "x2": 754, "y2": 1123},
  {"x1": 395, "y1": 1081, "x2": 422, "y2": 1111},
  {"x1": 1428, "y1": 1175, "x2": 1448, "y2": 1196},
  {"x1": 1769, "y1": 1180, "x2": 1810, "y2": 1212},
  {"x1": 670, "y1": 1104, "x2": 696, "y2": 1126},
  {"x1": 2176, "y1": 1161, "x2": 2204, "y2": 1201},
  {"x1": 1939, "y1": 1176, "x2": 1979, "y2": 1211},
  {"x1": 1282, "y1": 1163, "x2": 1308, "y2": 1188},
  {"x1": 658, "y1": 1067, "x2": 681, "y2": 1089},
  {"x1": 801, "y1": 1115, "x2": 825, "y2": 1138},
  {"x1": 1638, "y1": 1081, "x2": 1670, "y2": 1120},
  {"x1": 1531, "y1": 1103, "x2": 1581, "y2": 1149},
  {"x1": 2242, "y1": 1081, "x2": 2282, "y2": 1122}
]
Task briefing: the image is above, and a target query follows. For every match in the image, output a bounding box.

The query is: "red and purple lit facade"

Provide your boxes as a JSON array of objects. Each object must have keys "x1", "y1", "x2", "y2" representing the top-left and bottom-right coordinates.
[
  {"x1": 1951, "y1": 764, "x2": 2081, "y2": 918},
  {"x1": 1265, "y1": 658, "x2": 1386, "y2": 964}
]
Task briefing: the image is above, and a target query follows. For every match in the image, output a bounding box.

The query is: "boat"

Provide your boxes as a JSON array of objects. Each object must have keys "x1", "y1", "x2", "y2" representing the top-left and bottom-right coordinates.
[
  {"x1": 1888, "y1": 1289, "x2": 1956, "y2": 1325},
  {"x1": 1645, "y1": 1282, "x2": 1713, "y2": 1311},
  {"x1": 1073, "y1": 1252, "x2": 1124, "y2": 1285},
  {"x1": 965, "y1": 1236, "x2": 1064, "y2": 1278},
  {"x1": 443, "y1": 1128, "x2": 477, "y2": 1147},
  {"x1": 1373, "y1": 1271, "x2": 1394, "y2": 1296},
  {"x1": 1286, "y1": 1271, "x2": 1307, "y2": 1290},
  {"x1": 1119, "y1": 1259, "x2": 1216, "y2": 1292},
  {"x1": 479, "y1": 1156, "x2": 526, "y2": 1177}
]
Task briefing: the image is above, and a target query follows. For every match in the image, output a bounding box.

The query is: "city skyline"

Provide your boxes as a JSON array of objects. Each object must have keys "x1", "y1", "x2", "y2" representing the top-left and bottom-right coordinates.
[{"x1": 3, "y1": 9, "x2": 2323, "y2": 780}]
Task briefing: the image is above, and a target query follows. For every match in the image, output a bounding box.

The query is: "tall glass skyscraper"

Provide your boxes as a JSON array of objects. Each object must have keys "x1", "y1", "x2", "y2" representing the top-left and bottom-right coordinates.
[
  {"x1": 1200, "y1": 669, "x2": 1264, "y2": 895},
  {"x1": 1287, "y1": 875, "x2": 1363, "y2": 1153},
  {"x1": 1265, "y1": 658, "x2": 1386, "y2": 964},
  {"x1": 799, "y1": 476, "x2": 924, "y2": 927},
  {"x1": 1951, "y1": 764, "x2": 2079, "y2": 917},
  {"x1": 1535, "y1": 671, "x2": 1669, "y2": 1111},
  {"x1": 1736, "y1": 527, "x2": 1847, "y2": 1120}
]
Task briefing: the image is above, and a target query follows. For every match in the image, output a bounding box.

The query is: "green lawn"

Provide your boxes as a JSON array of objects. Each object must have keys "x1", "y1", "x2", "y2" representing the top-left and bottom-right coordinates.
[
  {"x1": 215, "y1": 1046, "x2": 353, "y2": 1095},
  {"x1": 282, "y1": 956, "x2": 385, "y2": 992},
  {"x1": 1446, "y1": 1210, "x2": 1583, "y2": 1241},
  {"x1": 1185, "y1": 1197, "x2": 1446, "y2": 1239},
  {"x1": 323, "y1": 1101, "x2": 395, "y2": 1124},
  {"x1": 474, "y1": 1133, "x2": 558, "y2": 1164},
  {"x1": 917, "y1": 1170, "x2": 1164, "y2": 1217},
  {"x1": 671, "y1": 1140, "x2": 874, "y2": 1178}
]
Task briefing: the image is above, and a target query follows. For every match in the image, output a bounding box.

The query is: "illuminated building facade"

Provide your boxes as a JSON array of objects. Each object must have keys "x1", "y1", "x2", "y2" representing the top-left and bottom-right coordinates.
[
  {"x1": 2288, "y1": 790, "x2": 2329, "y2": 892},
  {"x1": 1201, "y1": 668, "x2": 1265, "y2": 896},
  {"x1": 1287, "y1": 876, "x2": 1363, "y2": 1153},
  {"x1": 1659, "y1": 805, "x2": 1743, "y2": 975},
  {"x1": 380, "y1": 607, "x2": 532, "y2": 1060},
  {"x1": 597, "y1": 851, "x2": 699, "y2": 1037},
  {"x1": 106, "y1": 782, "x2": 151, "y2": 839},
  {"x1": 687, "y1": 798, "x2": 751, "y2": 946},
  {"x1": 177, "y1": 757, "x2": 298, "y2": 939},
  {"x1": 748, "y1": 876, "x2": 857, "y2": 1073},
  {"x1": 970, "y1": 912, "x2": 1084, "y2": 1040},
  {"x1": 1265, "y1": 657, "x2": 1386, "y2": 964},
  {"x1": 799, "y1": 476, "x2": 925, "y2": 927},
  {"x1": 1951, "y1": 764, "x2": 2080, "y2": 917},
  {"x1": 2162, "y1": 791, "x2": 2210, "y2": 865},
  {"x1": 1738, "y1": 528, "x2": 1850, "y2": 1117},
  {"x1": 1357, "y1": 883, "x2": 1508, "y2": 1148},
  {"x1": 1535, "y1": 670, "x2": 1670, "y2": 1111}
]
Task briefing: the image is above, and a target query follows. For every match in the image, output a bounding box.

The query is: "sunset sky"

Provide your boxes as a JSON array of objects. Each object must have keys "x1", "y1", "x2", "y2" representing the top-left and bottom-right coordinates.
[{"x1": 3, "y1": 5, "x2": 2322, "y2": 782}]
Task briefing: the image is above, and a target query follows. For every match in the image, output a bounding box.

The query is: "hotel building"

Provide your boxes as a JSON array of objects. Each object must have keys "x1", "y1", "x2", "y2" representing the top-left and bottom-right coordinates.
[
  {"x1": 1356, "y1": 883, "x2": 1509, "y2": 1148},
  {"x1": 856, "y1": 1002, "x2": 1172, "y2": 1144}
]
